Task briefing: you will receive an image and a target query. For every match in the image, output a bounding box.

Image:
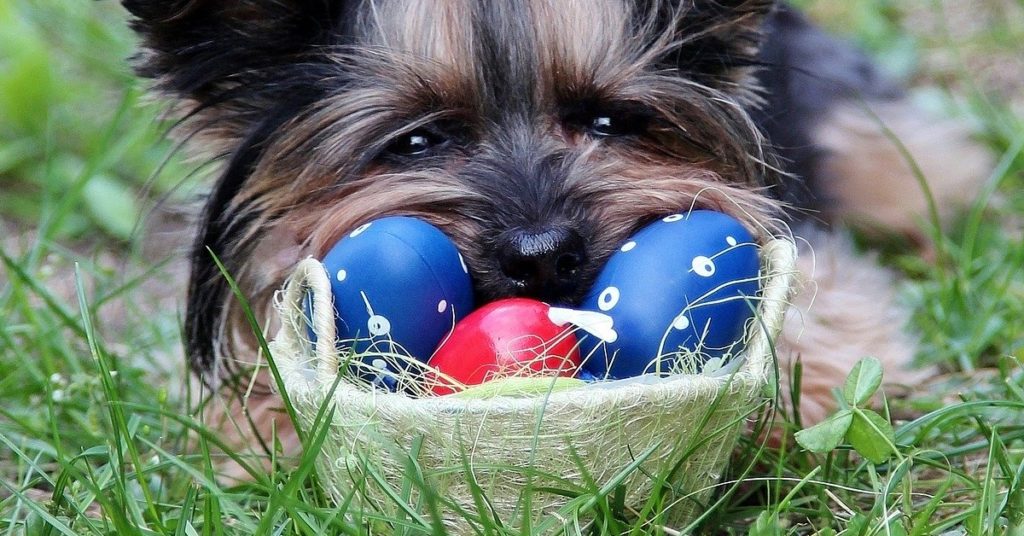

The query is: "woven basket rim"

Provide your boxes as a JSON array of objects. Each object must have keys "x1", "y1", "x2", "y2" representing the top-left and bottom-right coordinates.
[{"x1": 273, "y1": 238, "x2": 797, "y2": 413}]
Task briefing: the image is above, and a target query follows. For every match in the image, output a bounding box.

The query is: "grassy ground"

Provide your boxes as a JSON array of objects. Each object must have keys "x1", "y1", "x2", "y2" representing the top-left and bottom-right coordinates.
[{"x1": 1, "y1": 0, "x2": 1023, "y2": 534}]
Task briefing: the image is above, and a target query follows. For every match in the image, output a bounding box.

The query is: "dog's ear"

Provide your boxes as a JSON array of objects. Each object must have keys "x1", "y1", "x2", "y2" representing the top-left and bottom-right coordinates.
[
  {"x1": 123, "y1": 1, "x2": 356, "y2": 377},
  {"x1": 641, "y1": 0, "x2": 776, "y2": 99},
  {"x1": 122, "y1": 0, "x2": 353, "y2": 137}
]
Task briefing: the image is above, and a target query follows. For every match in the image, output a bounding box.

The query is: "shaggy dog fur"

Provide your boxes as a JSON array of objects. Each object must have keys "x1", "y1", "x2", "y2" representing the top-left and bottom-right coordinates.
[{"x1": 121, "y1": 0, "x2": 990, "y2": 475}]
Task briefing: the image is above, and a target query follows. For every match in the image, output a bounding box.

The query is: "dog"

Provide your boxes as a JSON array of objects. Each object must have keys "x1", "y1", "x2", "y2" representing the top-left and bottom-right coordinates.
[{"x1": 122, "y1": 0, "x2": 990, "y2": 476}]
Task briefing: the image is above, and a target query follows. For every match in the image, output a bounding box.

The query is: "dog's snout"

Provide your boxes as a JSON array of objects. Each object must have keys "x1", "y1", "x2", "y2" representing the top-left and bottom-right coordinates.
[{"x1": 497, "y1": 226, "x2": 586, "y2": 303}]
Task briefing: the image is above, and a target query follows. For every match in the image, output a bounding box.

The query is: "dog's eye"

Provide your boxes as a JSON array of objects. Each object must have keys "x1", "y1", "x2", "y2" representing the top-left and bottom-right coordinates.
[
  {"x1": 568, "y1": 108, "x2": 651, "y2": 139},
  {"x1": 589, "y1": 115, "x2": 627, "y2": 137},
  {"x1": 387, "y1": 129, "x2": 445, "y2": 157}
]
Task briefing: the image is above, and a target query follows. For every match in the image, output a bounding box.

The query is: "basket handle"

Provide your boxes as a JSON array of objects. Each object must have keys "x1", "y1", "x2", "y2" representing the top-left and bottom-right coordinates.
[
  {"x1": 278, "y1": 258, "x2": 340, "y2": 382},
  {"x1": 741, "y1": 239, "x2": 798, "y2": 379}
]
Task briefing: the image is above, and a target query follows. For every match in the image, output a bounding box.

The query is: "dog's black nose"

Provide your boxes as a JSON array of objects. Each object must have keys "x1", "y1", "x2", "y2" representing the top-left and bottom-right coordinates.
[{"x1": 497, "y1": 226, "x2": 586, "y2": 303}]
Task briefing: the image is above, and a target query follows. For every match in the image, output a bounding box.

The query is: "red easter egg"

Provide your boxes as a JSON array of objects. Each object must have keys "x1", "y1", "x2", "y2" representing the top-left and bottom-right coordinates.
[{"x1": 427, "y1": 298, "x2": 581, "y2": 395}]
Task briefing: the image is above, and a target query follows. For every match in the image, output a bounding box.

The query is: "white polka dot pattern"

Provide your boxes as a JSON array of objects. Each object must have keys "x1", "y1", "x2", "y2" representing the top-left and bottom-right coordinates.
[
  {"x1": 598, "y1": 287, "x2": 620, "y2": 311},
  {"x1": 367, "y1": 315, "x2": 391, "y2": 336},
  {"x1": 577, "y1": 210, "x2": 760, "y2": 379},
  {"x1": 321, "y1": 216, "x2": 476, "y2": 391},
  {"x1": 691, "y1": 256, "x2": 715, "y2": 277}
]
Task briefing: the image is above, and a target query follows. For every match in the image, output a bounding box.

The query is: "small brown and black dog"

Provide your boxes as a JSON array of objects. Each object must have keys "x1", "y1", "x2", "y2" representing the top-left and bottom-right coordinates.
[{"x1": 122, "y1": 0, "x2": 989, "y2": 472}]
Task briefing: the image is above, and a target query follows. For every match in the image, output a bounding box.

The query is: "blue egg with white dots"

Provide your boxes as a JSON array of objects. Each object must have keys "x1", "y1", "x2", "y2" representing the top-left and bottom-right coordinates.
[
  {"x1": 578, "y1": 210, "x2": 760, "y2": 379},
  {"x1": 319, "y1": 217, "x2": 474, "y2": 389}
]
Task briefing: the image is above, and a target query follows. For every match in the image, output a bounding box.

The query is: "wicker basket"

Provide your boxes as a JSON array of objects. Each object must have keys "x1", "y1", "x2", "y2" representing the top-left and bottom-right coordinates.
[{"x1": 270, "y1": 239, "x2": 797, "y2": 532}]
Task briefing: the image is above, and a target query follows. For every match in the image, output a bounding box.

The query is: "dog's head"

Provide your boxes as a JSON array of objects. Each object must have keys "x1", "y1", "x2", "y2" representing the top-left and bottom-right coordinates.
[{"x1": 124, "y1": 0, "x2": 784, "y2": 379}]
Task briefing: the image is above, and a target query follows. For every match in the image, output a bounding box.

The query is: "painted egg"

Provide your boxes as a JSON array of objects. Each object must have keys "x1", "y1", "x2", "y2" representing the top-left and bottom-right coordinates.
[
  {"x1": 577, "y1": 210, "x2": 760, "y2": 379},
  {"x1": 428, "y1": 299, "x2": 581, "y2": 395},
  {"x1": 320, "y1": 216, "x2": 474, "y2": 389}
]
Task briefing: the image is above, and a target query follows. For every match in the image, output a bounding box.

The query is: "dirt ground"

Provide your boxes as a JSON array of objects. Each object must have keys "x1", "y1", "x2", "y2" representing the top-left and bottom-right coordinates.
[{"x1": 1, "y1": 207, "x2": 192, "y2": 378}]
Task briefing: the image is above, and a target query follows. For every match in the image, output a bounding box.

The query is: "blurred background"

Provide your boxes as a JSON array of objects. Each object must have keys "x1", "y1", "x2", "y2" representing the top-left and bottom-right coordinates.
[{"x1": 0, "y1": 1, "x2": 199, "y2": 244}]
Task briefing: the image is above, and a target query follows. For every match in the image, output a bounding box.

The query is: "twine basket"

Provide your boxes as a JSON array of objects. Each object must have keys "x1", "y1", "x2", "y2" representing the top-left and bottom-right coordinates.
[{"x1": 270, "y1": 239, "x2": 797, "y2": 532}]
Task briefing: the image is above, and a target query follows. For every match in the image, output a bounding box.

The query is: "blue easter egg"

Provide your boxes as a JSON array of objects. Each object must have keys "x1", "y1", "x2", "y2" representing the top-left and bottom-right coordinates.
[
  {"x1": 319, "y1": 217, "x2": 474, "y2": 389},
  {"x1": 578, "y1": 211, "x2": 760, "y2": 379}
]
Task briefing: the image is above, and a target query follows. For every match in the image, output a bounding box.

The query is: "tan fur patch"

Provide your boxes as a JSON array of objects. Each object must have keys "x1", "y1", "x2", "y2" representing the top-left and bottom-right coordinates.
[
  {"x1": 359, "y1": 0, "x2": 477, "y2": 73},
  {"x1": 531, "y1": 0, "x2": 635, "y2": 92},
  {"x1": 814, "y1": 100, "x2": 992, "y2": 240},
  {"x1": 776, "y1": 230, "x2": 933, "y2": 425}
]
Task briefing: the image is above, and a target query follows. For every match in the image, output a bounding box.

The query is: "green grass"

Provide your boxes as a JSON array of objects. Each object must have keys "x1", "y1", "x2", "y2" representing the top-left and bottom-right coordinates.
[
  {"x1": 0, "y1": 0, "x2": 201, "y2": 242},
  {"x1": 2, "y1": 0, "x2": 1023, "y2": 534}
]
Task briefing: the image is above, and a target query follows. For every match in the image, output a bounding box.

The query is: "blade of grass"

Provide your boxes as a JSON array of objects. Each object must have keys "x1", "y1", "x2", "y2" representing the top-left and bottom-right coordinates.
[
  {"x1": 208, "y1": 248, "x2": 306, "y2": 446},
  {"x1": 75, "y1": 263, "x2": 161, "y2": 531},
  {"x1": 0, "y1": 480, "x2": 81, "y2": 536}
]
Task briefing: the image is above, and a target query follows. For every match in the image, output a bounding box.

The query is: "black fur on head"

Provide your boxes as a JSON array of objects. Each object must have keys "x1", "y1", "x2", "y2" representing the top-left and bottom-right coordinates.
[{"x1": 124, "y1": 0, "x2": 784, "y2": 383}]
